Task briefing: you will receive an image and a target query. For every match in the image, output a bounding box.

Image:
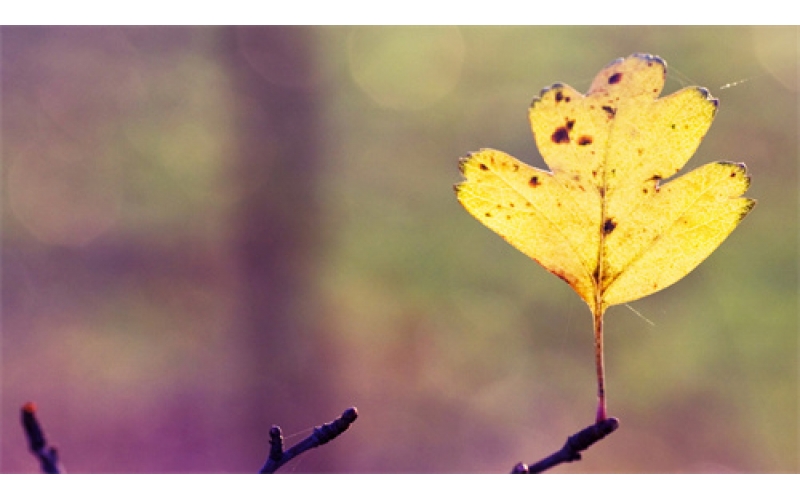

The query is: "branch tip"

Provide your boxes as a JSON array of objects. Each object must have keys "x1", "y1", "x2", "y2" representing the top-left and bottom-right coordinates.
[
  {"x1": 268, "y1": 426, "x2": 284, "y2": 462},
  {"x1": 342, "y1": 407, "x2": 358, "y2": 422},
  {"x1": 511, "y1": 462, "x2": 529, "y2": 474},
  {"x1": 21, "y1": 403, "x2": 47, "y2": 452}
]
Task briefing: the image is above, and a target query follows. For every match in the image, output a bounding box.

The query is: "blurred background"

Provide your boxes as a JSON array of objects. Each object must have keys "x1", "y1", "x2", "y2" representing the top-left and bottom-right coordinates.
[{"x1": 1, "y1": 26, "x2": 797, "y2": 473}]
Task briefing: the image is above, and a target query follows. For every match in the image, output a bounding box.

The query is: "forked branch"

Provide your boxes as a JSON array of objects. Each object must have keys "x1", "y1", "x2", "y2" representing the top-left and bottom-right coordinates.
[{"x1": 259, "y1": 406, "x2": 359, "y2": 473}]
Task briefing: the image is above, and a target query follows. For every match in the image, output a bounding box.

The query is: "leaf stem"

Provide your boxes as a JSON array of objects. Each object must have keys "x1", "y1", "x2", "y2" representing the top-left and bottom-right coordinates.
[{"x1": 594, "y1": 310, "x2": 607, "y2": 423}]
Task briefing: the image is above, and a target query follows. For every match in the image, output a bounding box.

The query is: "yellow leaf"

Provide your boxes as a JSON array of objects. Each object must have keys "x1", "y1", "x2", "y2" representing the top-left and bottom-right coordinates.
[
  {"x1": 454, "y1": 53, "x2": 755, "y2": 422},
  {"x1": 456, "y1": 53, "x2": 754, "y2": 315}
]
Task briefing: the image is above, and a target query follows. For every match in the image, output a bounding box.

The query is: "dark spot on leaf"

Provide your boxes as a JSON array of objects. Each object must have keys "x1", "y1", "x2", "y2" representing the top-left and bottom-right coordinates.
[
  {"x1": 578, "y1": 135, "x2": 593, "y2": 146},
  {"x1": 592, "y1": 170, "x2": 598, "y2": 177},
  {"x1": 651, "y1": 174, "x2": 662, "y2": 183},
  {"x1": 637, "y1": 148, "x2": 644, "y2": 156},
  {"x1": 601, "y1": 105, "x2": 616, "y2": 118},
  {"x1": 479, "y1": 163, "x2": 488, "y2": 170},
  {"x1": 530, "y1": 176, "x2": 540, "y2": 187},
  {"x1": 643, "y1": 188, "x2": 649, "y2": 194},
  {"x1": 670, "y1": 124, "x2": 676, "y2": 130},
  {"x1": 509, "y1": 202, "x2": 515, "y2": 208},
  {"x1": 552, "y1": 117, "x2": 577, "y2": 143},
  {"x1": 484, "y1": 212, "x2": 492, "y2": 217},
  {"x1": 555, "y1": 90, "x2": 564, "y2": 102},
  {"x1": 598, "y1": 186, "x2": 605, "y2": 196},
  {"x1": 603, "y1": 218, "x2": 617, "y2": 234},
  {"x1": 608, "y1": 72, "x2": 622, "y2": 84},
  {"x1": 730, "y1": 172, "x2": 737, "y2": 178},
  {"x1": 592, "y1": 266, "x2": 600, "y2": 281},
  {"x1": 551, "y1": 127, "x2": 570, "y2": 144}
]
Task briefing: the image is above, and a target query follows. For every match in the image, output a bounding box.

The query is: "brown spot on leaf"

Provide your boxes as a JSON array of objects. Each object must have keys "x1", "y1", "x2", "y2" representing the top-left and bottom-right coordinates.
[
  {"x1": 603, "y1": 218, "x2": 617, "y2": 234},
  {"x1": 530, "y1": 176, "x2": 540, "y2": 187},
  {"x1": 552, "y1": 127, "x2": 570, "y2": 144},
  {"x1": 608, "y1": 72, "x2": 623, "y2": 84},
  {"x1": 479, "y1": 163, "x2": 488, "y2": 170},
  {"x1": 553, "y1": 89, "x2": 572, "y2": 103},
  {"x1": 578, "y1": 135, "x2": 593, "y2": 146},
  {"x1": 602, "y1": 105, "x2": 616, "y2": 118}
]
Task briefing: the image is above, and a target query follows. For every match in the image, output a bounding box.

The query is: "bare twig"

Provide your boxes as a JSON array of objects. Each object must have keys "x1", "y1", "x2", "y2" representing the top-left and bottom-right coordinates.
[
  {"x1": 259, "y1": 406, "x2": 359, "y2": 473},
  {"x1": 21, "y1": 402, "x2": 62, "y2": 473},
  {"x1": 20, "y1": 400, "x2": 615, "y2": 473},
  {"x1": 512, "y1": 417, "x2": 619, "y2": 473}
]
